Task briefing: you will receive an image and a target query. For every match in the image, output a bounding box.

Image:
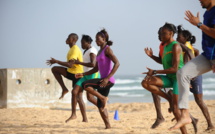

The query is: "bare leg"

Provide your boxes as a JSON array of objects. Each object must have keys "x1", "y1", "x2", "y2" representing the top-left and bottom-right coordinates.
[
  {"x1": 169, "y1": 109, "x2": 192, "y2": 132},
  {"x1": 77, "y1": 91, "x2": 88, "y2": 122},
  {"x1": 167, "y1": 90, "x2": 173, "y2": 113},
  {"x1": 85, "y1": 86, "x2": 108, "y2": 111},
  {"x1": 141, "y1": 76, "x2": 188, "y2": 133},
  {"x1": 66, "y1": 85, "x2": 82, "y2": 123},
  {"x1": 151, "y1": 93, "x2": 165, "y2": 129},
  {"x1": 190, "y1": 114, "x2": 198, "y2": 133},
  {"x1": 51, "y1": 66, "x2": 69, "y2": 99},
  {"x1": 98, "y1": 108, "x2": 111, "y2": 129},
  {"x1": 141, "y1": 78, "x2": 172, "y2": 109},
  {"x1": 169, "y1": 94, "x2": 188, "y2": 134},
  {"x1": 87, "y1": 92, "x2": 97, "y2": 106},
  {"x1": 194, "y1": 94, "x2": 214, "y2": 130}
]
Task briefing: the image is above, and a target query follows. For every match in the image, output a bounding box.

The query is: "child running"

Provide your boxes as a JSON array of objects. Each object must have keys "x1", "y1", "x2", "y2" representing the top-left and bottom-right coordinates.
[
  {"x1": 142, "y1": 23, "x2": 188, "y2": 134},
  {"x1": 144, "y1": 27, "x2": 167, "y2": 129},
  {"x1": 75, "y1": 29, "x2": 120, "y2": 129},
  {"x1": 46, "y1": 33, "x2": 83, "y2": 99},
  {"x1": 66, "y1": 35, "x2": 100, "y2": 123}
]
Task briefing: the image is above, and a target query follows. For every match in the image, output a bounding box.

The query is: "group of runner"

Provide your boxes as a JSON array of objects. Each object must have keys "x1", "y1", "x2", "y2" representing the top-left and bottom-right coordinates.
[{"x1": 46, "y1": 0, "x2": 215, "y2": 133}]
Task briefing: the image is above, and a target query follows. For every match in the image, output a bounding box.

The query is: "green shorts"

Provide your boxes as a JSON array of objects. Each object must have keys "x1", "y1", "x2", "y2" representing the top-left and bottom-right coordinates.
[
  {"x1": 158, "y1": 75, "x2": 178, "y2": 95},
  {"x1": 76, "y1": 72, "x2": 100, "y2": 88}
]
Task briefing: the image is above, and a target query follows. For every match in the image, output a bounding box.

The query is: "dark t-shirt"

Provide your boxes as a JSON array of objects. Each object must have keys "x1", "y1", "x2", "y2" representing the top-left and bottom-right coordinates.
[{"x1": 202, "y1": 6, "x2": 215, "y2": 60}]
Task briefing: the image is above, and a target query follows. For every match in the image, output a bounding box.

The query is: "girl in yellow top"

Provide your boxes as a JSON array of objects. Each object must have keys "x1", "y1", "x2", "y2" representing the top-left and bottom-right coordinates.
[{"x1": 46, "y1": 33, "x2": 83, "y2": 99}]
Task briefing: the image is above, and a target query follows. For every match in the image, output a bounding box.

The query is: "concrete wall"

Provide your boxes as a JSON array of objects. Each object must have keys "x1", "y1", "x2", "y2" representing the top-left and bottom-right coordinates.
[{"x1": 0, "y1": 68, "x2": 87, "y2": 108}]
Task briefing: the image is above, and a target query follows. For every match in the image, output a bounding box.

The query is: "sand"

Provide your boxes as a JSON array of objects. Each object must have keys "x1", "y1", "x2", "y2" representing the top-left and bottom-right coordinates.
[{"x1": 0, "y1": 100, "x2": 214, "y2": 134}]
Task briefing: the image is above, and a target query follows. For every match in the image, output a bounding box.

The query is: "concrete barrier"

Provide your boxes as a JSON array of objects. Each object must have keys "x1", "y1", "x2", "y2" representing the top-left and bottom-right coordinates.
[{"x1": 0, "y1": 68, "x2": 87, "y2": 108}]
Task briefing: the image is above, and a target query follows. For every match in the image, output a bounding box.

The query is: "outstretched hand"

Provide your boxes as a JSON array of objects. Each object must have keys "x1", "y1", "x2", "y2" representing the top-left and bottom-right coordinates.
[
  {"x1": 142, "y1": 67, "x2": 154, "y2": 76},
  {"x1": 144, "y1": 47, "x2": 153, "y2": 57},
  {"x1": 46, "y1": 57, "x2": 58, "y2": 66},
  {"x1": 184, "y1": 10, "x2": 200, "y2": 26}
]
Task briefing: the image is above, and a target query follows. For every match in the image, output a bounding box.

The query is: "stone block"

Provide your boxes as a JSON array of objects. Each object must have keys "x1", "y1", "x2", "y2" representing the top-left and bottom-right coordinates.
[{"x1": 0, "y1": 68, "x2": 87, "y2": 108}]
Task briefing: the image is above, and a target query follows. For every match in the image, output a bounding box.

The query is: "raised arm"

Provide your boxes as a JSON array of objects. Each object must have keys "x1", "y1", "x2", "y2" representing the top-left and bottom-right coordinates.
[
  {"x1": 143, "y1": 44, "x2": 182, "y2": 76},
  {"x1": 185, "y1": 10, "x2": 215, "y2": 39},
  {"x1": 144, "y1": 47, "x2": 162, "y2": 64}
]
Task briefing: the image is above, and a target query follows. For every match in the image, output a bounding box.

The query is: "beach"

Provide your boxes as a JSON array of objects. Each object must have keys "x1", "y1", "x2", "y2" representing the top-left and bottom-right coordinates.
[{"x1": 0, "y1": 100, "x2": 214, "y2": 134}]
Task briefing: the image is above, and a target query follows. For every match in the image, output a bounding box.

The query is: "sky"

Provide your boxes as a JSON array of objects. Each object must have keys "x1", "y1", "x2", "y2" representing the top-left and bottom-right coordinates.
[{"x1": 0, "y1": 0, "x2": 205, "y2": 75}]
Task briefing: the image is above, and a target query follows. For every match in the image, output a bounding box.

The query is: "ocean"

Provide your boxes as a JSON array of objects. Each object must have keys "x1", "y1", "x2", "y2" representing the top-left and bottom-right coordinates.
[{"x1": 102, "y1": 73, "x2": 215, "y2": 104}]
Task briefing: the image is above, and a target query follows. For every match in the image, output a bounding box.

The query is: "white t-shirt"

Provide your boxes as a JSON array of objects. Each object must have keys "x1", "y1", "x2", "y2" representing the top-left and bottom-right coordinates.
[{"x1": 83, "y1": 46, "x2": 98, "y2": 72}]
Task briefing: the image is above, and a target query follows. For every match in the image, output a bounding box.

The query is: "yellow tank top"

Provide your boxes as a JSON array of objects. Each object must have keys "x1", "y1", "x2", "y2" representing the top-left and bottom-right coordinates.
[{"x1": 185, "y1": 42, "x2": 194, "y2": 55}]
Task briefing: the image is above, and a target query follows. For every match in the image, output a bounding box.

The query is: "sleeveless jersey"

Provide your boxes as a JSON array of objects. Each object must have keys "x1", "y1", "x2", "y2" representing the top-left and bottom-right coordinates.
[
  {"x1": 162, "y1": 41, "x2": 184, "y2": 79},
  {"x1": 96, "y1": 45, "x2": 115, "y2": 83}
]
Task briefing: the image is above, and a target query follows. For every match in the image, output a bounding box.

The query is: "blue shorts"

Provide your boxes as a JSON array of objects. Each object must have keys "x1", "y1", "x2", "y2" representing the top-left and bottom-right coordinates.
[{"x1": 190, "y1": 75, "x2": 203, "y2": 94}]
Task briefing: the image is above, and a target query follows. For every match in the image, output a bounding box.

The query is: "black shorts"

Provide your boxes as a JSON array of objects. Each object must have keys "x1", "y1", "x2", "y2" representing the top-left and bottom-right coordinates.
[
  {"x1": 64, "y1": 68, "x2": 80, "y2": 87},
  {"x1": 82, "y1": 78, "x2": 114, "y2": 108}
]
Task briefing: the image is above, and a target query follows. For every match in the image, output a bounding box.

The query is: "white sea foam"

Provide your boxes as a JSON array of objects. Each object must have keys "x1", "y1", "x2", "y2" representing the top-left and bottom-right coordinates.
[
  {"x1": 115, "y1": 79, "x2": 141, "y2": 84},
  {"x1": 202, "y1": 83, "x2": 215, "y2": 88},
  {"x1": 203, "y1": 90, "x2": 215, "y2": 95},
  {"x1": 110, "y1": 92, "x2": 144, "y2": 97},
  {"x1": 203, "y1": 78, "x2": 215, "y2": 82},
  {"x1": 111, "y1": 86, "x2": 143, "y2": 91}
]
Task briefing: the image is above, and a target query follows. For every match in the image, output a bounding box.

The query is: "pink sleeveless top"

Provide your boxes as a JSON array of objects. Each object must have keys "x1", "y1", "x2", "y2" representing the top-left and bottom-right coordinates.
[{"x1": 96, "y1": 45, "x2": 115, "y2": 83}]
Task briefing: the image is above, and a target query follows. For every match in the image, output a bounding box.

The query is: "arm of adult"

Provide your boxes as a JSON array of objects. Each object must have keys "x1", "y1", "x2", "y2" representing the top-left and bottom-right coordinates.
[{"x1": 185, "y1": 10, "x2": 215, "y2": 39}]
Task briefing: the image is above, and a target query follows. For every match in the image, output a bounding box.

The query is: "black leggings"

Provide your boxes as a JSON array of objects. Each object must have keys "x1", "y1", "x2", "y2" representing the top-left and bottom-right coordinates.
[{"x1": 82, "y1": 78, "x2": 114, "y2": 108}]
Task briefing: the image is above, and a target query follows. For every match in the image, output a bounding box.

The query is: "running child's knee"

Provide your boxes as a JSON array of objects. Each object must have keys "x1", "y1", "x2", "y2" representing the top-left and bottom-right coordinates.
[
  {"x1": 72, "y1": 89, "x2": 78, "y2": 95},
  {"x1": 141, "y1": 80, "x2": 148, "y2": 88}
]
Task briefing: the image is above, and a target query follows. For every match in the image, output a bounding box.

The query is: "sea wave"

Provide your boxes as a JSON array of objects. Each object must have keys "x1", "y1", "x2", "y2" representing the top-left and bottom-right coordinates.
[
  {"x1": 203, "y1": 90, "x2": 215, "y2": 95},
  {"x1": 115, "y1": 79, "x2": 141, "y2": 84},
  {"x1": 109, "y1": 92, "x2": 144, "y2": 97},
  {"x1": 203, "y1": 78, "x2": 215, "y2": 82},
  {"x1": 202, "y1": 83, "x2": 215, "y2": 88}
]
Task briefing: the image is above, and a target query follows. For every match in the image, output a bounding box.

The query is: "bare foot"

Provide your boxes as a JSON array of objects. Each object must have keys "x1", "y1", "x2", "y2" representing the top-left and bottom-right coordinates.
[
  {"x1": 101, "y1": 97, "x2": 108, "y2": 112},
  {"x1": 206, "y1": 126, "x2": 215, "y2": 131},
  {"x1": 151, "y1": 118, "x2": 165, "y2": 129},
  {"x1": 82, "y1": 119, "x2": 88, "y2": 122},
  {"x1": 169, "y1": 117, "x2": 192, "y2": 131},
  {"x1": 65, "y1": 115, "x2": 77, "y2": 123},
  {"x1": 105, "y1": 125, "x2": 111, "y2": 129},
  {"x1": 167, "y1": 91, "x2": 173, "y2": 113},
  {"x1": 190, "y1": 116, "x2": 198, "y2": 134},
  {"x1": 59, "y1": 89, "x2": 69, "y2": 99}
]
